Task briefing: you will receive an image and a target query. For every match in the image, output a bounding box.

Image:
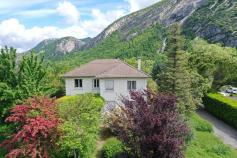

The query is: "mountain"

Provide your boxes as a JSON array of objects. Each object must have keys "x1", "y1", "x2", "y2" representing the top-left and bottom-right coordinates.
[
  {"x1": 183, "y1": 0, "x2": 237, "y2": 47},
  {"x1": 87, "y1": 0, "x2": 236, "y2": 48},
  {"x1": 85, "y1": 0, "x2": 206, "y2": 48},
  {"x1": 29, "y1": 36, "x2": 92, "y2": 58},
  {"x1": 31, "y1": 0, "x2": 237, "y2": 59}
]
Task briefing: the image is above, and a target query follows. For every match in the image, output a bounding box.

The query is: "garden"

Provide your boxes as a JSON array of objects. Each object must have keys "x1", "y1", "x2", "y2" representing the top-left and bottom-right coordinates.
[{"x1": 1, "y1": 24, "x2": 237, "y2": 158}]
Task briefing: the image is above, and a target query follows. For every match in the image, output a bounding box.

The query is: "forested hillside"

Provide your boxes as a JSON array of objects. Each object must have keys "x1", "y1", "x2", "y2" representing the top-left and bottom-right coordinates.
[
  {"x1": 30, "y1": 0, "x2": 237, "y2": 59},
  {"x1": 52, "y1": 24, "x2": 166, "y2": 73}
]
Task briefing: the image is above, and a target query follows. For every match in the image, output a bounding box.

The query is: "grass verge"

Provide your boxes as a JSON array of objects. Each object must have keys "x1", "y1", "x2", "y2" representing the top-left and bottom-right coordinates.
[{"x1": 186, "y1": 114, "x2": 237, "y2": 158}]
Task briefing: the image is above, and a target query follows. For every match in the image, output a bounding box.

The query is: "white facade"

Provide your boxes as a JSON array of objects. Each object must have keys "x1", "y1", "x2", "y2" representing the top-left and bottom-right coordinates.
[{"x1": 65, "y1": 77, "x2": 147, "y2": 102}]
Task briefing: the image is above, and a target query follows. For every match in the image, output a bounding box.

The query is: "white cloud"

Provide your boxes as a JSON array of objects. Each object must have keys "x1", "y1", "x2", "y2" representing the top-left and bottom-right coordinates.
[
  {"x1": 0, "y1": 8, "x2": 126, "y2": 53},
  {"x1": 127, "y1": 0, "x2": 161, "y2": 12},
  {"x1": 0, "y1": 0, "x2": 129, "y2": 52},
  {"x1": 14, "y1": 9, "x2": 57, "y2": 18},
  {"x1": 82, "y1": 9, "x2": 126, "y2": 36},
  {"x1": 57, "y1": 1, "x2": 80, "y2": 25},
  {"x1": 0, "y1": 18, "x2": 87, "y2": 52},
  {"x1": 12, "y1": 1, "x2": 80, "y2": 23}
]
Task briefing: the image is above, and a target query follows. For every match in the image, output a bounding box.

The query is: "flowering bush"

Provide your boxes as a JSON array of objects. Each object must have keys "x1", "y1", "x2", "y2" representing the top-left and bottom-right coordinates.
[
  {"x1": 1, "y1": 97, "x2": 60, "y2": 158},
  {"x1": 107, "y1": 91, "x2": 190, "y2": 158}
]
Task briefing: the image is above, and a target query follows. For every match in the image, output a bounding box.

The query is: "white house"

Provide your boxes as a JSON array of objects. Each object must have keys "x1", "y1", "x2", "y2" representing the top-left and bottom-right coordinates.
[{"x1": 63, "y1": 59, "x2": 149, "y2": 103}]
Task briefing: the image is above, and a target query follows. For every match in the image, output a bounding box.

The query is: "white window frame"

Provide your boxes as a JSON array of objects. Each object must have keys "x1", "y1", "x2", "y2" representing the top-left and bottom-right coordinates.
[
  {"x1": 105, "y1": 80, "x2": 114, "y2": 91},
  {"x1": 127, "y1": 81, "x2": 136, "y2": 90},
  {"x1": 74, "y1": 79, "x2": 83, "y2": 88}
]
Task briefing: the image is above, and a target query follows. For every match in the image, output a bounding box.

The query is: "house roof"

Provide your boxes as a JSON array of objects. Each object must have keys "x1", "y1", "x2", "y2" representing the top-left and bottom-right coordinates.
[{"x1": 63, "y1": 59, "x2": 149, "y2": 78}]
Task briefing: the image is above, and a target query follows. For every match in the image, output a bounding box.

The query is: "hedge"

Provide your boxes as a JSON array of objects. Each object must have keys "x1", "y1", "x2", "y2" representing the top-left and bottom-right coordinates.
[{"x1": 203, "y1": 93, "x2": 237, "y2": 129}]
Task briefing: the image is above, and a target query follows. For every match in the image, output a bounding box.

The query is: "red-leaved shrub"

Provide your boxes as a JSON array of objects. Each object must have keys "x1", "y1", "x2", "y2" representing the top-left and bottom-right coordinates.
[
  {"x1": 1, "y1": 97, "x2": 60, "y2": 158},
  {"x1": 108, "y1": 91, "x2": 189, "y2": 158}
]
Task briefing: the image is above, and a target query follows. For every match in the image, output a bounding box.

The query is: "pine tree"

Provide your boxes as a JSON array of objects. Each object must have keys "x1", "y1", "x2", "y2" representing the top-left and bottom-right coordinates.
[{"x1": 154, "y1": 24, "x2": 195, "y2": 115}]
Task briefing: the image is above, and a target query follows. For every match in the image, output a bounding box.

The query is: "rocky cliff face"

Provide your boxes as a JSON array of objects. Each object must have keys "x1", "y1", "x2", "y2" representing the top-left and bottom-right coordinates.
[
  {"x1": 87, "y1": 0, "x2": 236, "y2": 48},
  {"x1": 183, "y1": 0, "x2": 237, "y2": 47},
  {"x1": 31, "y1": 37, "x2": 92, "y2": 58},
  {"x1": 86, "y1": 0, "x2": 208, "y2": 48}
]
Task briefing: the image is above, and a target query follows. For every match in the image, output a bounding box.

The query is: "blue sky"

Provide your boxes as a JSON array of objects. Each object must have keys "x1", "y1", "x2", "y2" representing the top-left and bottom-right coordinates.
[{"x1": 0, "y1": 0, "x2": 160, "y2": 52}]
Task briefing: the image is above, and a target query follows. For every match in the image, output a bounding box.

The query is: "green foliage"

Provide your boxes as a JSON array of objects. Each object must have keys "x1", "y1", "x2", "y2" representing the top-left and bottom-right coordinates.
[
  {"x1": 189, "y1": 39, "x2": 237, "y2": 89},
  {"x1": 153, "y1": 24, "x2": 196, "y2": 115},
  {"x1": 57, "y1": 94, "x2": 104, "y2": 158},
  {"x1": 203, "y1": 93, "x2": 237, "y2": 129},
  {"x1": 186, "y1": 114, "x2": 237, "y2": 158},
  {"x1": 189, "y1": 114, "x2": 213, "y2": 133},
  {"x1": 0, "y1": 47, "x2": 18, "y2": 122},
  {"x1": 0, "y1": 47, "x2": 56, "y2": 123},
  {"x1": 17, "y1": 52, "x2": 56, "y2": 99},
  {"x1": 0, "y1": 83, "x2": 15, "y2": 122},
  {"x1": 51, "y1": 24, "x2": 166, "y2": 74},
  {"x1": 102, "y1": 138, "x2": 125, "y2": 158},
  {"x1": 0, "y1": 47, "x2": 17, "y2": 86},
  {"x1": 0, "y1": 124, "x2": 13, "y2": 158}
]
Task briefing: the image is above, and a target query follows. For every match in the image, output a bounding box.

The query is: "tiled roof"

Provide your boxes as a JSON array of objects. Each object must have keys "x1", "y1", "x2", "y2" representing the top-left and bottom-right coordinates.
[{"x1": 63, "y1": 59, "x2": 149, "y2": 78}]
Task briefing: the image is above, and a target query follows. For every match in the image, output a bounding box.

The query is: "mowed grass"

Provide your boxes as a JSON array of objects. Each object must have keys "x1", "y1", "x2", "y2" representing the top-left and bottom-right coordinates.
[{"x1": 186, "y1": 114, "x2": 237, "y2": 158}]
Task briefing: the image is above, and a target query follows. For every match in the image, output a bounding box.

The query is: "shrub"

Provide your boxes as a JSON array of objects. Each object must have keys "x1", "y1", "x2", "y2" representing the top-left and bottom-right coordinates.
[
  {"x1": 0, "y1": 125, "x2": 13, "y2": 158},
  {"x1": 102, "y1": 138, "x2": 125, "y2": 158},
  {"x1": 57, "y1": 94, "x2": 104, "y2": 158},
  {"x1": 203, "y1": 93, "x2": 237, "y2": 129},
  {"x1": 107, "y1": 90, "x2": 190, "y2": 158},
  {"x1": 0, "y1": 97, "x2": 60, "y2": 158}
]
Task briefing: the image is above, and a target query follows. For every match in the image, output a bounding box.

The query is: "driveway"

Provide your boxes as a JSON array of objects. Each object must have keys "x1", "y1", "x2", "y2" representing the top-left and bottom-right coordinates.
[{"x1": 197, "y1": 109, "x2": 237, "y2": 149}]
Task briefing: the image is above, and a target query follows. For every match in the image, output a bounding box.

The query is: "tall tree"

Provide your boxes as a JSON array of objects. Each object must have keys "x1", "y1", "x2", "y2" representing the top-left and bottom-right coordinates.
[
  {"x1": 153, "y1": 24, "x2": 195, "y2": 115},
  {"x1": 0, "y1": 47, "x2": 55, "y2": 122},
  {"x1": 0, "y1": 47, "x2": 18, "y2": 123},
  {"x1": 188, "y1": 39, "x2": 237, "y2": 90},
  {"x1": 1, "y1": 97, "x2": 60, "y2": 158},
  {"x1": 17, "y1": 52, "x2": 54, "y2": 99},
  {"x1": 107, "y1": 91, "x2": 189, "y2": 158}
]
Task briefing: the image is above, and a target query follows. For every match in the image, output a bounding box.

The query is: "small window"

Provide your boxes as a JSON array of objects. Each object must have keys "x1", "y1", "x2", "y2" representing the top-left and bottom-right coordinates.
[
  {"x1": 105, "y1": 80, "x2": 114, "y2": 90},
  {"x1": 127, "y1": 81, "x2": 136, "y2": 90},
  {"x1": 75, "y1": 79, "x2": 83, "y2": 88},
  {"x1": 93, "y1": 79, "x2": 100, "y2": 88}
]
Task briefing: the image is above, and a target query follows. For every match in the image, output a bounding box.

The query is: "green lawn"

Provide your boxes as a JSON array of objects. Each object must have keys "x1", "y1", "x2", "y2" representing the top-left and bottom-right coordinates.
[{"x1": 186, "y1": 114, "x2": 237, "y2": 158}]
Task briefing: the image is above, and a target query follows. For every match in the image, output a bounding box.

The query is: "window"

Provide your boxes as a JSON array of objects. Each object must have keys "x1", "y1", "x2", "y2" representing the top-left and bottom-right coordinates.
[
  {"x1": 93, "y1": 79, "x2": 100, "y2": 88},
  {"x1": 74, "y1": 79, "x2": 83, "y2": 88},
  {"x1": 105, "y1": 80, "x2": 114, "y2": 90},
  {"x1": 127, "y1": 81, "x2": 136, "y2": 90}
]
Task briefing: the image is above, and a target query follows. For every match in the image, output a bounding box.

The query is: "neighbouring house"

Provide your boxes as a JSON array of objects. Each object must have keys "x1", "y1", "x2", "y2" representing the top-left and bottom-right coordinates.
[{"x1": 63, "y1": 59, "x2": 149, "y2": 103}]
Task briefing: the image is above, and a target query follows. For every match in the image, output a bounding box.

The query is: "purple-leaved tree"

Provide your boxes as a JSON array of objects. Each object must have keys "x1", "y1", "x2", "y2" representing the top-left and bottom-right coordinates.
[{"x1": 108, "y1": 90, "x2": 189, "y2": 158}]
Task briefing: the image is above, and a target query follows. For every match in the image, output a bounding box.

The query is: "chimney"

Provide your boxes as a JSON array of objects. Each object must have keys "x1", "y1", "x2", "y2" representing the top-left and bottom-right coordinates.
[{"x1": 137, "y1": 57, "x2": 141, "y2": 71}]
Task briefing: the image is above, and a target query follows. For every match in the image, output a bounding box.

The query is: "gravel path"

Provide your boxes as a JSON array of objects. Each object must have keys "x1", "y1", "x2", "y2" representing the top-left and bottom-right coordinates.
[{"x1": 197, "y1": 109, "x2": 237, "y2": 149}]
